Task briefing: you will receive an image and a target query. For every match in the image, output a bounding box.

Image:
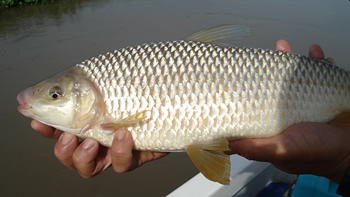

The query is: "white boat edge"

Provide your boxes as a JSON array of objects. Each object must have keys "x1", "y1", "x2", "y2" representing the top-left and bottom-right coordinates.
[{"x1": 167, "y1": 155, "x2": 271, "y2": 197}]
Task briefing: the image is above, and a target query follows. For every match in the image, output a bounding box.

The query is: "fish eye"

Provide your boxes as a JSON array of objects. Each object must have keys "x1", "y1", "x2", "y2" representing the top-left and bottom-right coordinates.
[{"x1": 49, "y1": 86, "x2": 63, "y2": 100}]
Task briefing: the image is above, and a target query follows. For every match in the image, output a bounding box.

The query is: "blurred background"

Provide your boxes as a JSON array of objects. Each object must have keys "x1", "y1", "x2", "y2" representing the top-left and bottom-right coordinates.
[{"x1": 0, "y1": 0, "x2": 349, "y2": 196}]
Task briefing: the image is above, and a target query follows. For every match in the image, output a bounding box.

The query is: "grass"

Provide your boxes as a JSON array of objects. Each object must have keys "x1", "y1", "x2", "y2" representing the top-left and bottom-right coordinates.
[{"x1": 1, "y1": 0, "x2": 53, "y2": 8}]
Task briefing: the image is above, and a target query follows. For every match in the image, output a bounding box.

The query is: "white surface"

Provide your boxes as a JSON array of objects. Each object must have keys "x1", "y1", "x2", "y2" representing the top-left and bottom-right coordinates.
[{"x1": 167, "y1": 155, "x2": 270, "y2": 197}]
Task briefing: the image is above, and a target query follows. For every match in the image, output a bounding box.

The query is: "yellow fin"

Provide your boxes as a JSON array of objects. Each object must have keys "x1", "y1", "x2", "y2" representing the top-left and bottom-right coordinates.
[
  {"x1": 327, "y1": 111, "x2": 350, "y2": 126},
  {"x1": 100, "y1": 110, "x2": 149, "y2": 130},
  {"x1": 185, "y1": 139, "x2": 231, "y2": 185}
]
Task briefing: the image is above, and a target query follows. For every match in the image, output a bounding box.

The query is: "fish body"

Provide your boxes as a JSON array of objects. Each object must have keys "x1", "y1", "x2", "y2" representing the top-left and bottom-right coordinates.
[{"x1": 17, "y1": 26, "x2": 350, "y2": 184}]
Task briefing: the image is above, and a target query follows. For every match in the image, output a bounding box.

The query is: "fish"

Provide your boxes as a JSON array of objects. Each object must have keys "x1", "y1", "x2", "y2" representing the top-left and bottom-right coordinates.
[{"x1": 17, "y1": 25, "x2": 350, "y2": 185}]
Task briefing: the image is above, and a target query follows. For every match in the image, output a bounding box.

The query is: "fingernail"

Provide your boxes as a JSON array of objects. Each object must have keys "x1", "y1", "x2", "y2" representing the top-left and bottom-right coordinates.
[
  {"x1": 82, "y1": 139, "x2": 95, "y2": 150},
  {"x1": 115, "y1": 129, "x2": 127, "y2": 140},
  {"x1": 61, "y1": 133, "x2": 73, "y2": 145}
]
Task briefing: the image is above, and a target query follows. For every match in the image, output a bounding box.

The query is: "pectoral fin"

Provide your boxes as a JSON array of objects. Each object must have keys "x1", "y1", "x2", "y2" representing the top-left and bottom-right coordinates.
[
  {"x1": 101, "y1": 110, "x2": 149, "y2": 130},
  {"x1": 185, "y1": 139, "x2": 231, "y2": 185},
  {"x1": 327, "y1": 111, "x2": 350, "y2": 126}
]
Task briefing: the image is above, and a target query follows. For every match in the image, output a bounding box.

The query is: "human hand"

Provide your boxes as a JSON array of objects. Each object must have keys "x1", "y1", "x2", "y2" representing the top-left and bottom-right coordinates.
[
  {"x1": 31, "y1": 120, "x2": 168, "y2": 178},
  {"x1": 275, "y1": 39, "x2": 325, "y2": 58},
  {"x1": 227, "y1": 40, "x2": 350, "y2": 183}
]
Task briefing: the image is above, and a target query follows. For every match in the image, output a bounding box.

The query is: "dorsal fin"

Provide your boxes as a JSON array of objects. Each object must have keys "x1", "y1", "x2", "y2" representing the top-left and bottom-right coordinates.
[
  {"x1": 184, "y1": 25, "x2": 252, "y2": 44},
  {"x1": 324, "y1": 57, "x2": 336, "y2": 65}
]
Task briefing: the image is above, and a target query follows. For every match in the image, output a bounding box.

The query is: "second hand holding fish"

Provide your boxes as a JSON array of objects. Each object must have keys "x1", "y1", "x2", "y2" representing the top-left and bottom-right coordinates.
[
  {"x1": 31, "y1": 40, "x2": 350, "y2": 183},
  {"x1": 227, "y1": 41, "x2": 350, "y2": 184}
]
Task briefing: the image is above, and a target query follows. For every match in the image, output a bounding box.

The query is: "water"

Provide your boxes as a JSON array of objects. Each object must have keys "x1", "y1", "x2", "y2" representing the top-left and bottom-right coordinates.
[{"x1": 0, "y1": 0, "x2": 349, "y2": 196}]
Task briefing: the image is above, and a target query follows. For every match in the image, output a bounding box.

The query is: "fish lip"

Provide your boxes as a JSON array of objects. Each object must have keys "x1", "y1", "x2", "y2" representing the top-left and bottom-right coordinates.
[
  {"x1": 17, "y1": 105, "x2": 30, "y2": 112},
  {"x1": 17, "y1": 88, "x2": 34, "y2": 117},
  {"x1": 17, "y1": 103, "x2": 34, "y2": 117},
  {"x1": 17, "y1": 104, "x2": 34, "y2": 117}
]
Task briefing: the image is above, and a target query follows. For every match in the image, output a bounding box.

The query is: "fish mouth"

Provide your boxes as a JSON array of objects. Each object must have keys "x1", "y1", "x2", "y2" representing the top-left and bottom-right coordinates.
[
  {"x1": 17, "y1": 88, "x2": 34, "y2": 117},
  {"x1": 17, "y1": 105, "x2": 33, "y2": 116}
]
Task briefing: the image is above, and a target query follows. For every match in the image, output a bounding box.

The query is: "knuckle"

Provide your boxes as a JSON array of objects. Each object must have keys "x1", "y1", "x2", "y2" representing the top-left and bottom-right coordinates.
[
  {"x1": 111, "y1": 145, "x2": 127, "y2": 157},
  {"x1": 72, "y1": 152, "x2": 84, "y2": 164},
  {"x1": 54, "y1": 145, "x2": 67, "y2": 161},
  {"x1": 112, "y1": 165, "x2": 130, "y2": 174},
  {"x1": 79, "y1": 172, "x2": 93, "y2": 179},
  {"x1": 240, "y1": 150, "x2": 256, "y2": 161}
]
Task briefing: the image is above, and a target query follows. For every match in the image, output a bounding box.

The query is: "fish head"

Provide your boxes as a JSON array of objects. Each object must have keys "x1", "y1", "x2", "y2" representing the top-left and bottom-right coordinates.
[{"x1": 17, "y1": 68, "x2": 102, "y2": 134}]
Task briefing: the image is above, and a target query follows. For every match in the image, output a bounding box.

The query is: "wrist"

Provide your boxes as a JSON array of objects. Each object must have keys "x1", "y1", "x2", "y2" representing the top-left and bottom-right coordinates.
[
  {"x1": 337, "y1": 166, "x2": 350, "y2": 196},
  {"x1": 329, "y1": 127, "x2": 350, "y2": 183},
  {"x1": 330, "y1": 159, "x2": 350, "y2": 183}
]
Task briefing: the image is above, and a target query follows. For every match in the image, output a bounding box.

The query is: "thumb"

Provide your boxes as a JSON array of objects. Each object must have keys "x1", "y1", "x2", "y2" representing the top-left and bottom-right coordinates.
[{"x1": 111, "y1": 129, "x2": 137, "y2": 173}]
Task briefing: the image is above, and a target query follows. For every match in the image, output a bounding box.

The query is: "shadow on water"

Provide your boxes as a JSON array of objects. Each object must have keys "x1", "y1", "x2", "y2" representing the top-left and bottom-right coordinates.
[{"x1": 0, "y1": 0, "x2": 109, "y2": 42}]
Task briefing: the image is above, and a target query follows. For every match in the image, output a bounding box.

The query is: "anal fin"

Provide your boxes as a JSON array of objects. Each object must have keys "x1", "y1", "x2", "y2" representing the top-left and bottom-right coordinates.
[
  {"x1": 185, "y1": 139, "x2": 231, "y2": 185},
  {"x1": 327, "y1": 111, "x2": 350, "y2": 126},
  {"x1": 100, "y1": 110, "x2": 149, "y2": 131}
]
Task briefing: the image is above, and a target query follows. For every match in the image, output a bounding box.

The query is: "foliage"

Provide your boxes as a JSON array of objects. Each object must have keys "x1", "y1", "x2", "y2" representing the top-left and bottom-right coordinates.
[{"x1": 0, "y1": 0, "x2": 52, "y2": 8}]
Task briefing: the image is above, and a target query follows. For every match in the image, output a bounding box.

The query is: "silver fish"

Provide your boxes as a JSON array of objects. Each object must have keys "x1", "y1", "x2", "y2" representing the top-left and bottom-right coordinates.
[{"x1": 17, "y1": 25, "x2": 350, "y2": 184}]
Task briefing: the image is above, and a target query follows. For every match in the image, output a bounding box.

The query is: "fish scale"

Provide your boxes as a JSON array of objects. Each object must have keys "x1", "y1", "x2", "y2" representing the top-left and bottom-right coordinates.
[{"x1": 76, "y1": 40, "x2": 349, "y2": 150}]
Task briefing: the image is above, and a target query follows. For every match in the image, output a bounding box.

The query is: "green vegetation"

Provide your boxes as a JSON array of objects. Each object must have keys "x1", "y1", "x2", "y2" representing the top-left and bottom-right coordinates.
[{"x1": 1, "y1": 0, "x2": 53, "y2": 8}]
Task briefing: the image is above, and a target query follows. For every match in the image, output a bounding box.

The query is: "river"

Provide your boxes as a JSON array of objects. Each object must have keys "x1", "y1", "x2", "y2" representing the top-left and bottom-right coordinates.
[{"x1": 0, "y1": 0, "x2": 349, "y2": 196}]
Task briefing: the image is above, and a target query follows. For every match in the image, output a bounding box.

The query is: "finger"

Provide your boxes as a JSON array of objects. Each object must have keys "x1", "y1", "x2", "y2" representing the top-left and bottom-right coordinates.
[
  {"x1": 72, "y1": 138, "x2": 100, "y2": 178},
  {"x1": 134, "y1": 151, "x2": 169, "y2": 165},
  {"x1": 228, "y1": 136, "x2": 284, "y2": 162},
  {"x1": 275, "y1": 40, "x2": 292, "y2": 52},
  {"x1": 309, "y1": 44, "x2": 325, "y2": 59},
  {"x1": 54, "y1": 132, "x2": 79, "y2": 170},
  {"x1": 31, "y1": 119, "x2": 63, "y2": 139},
  {"x1": 111, "y1": 129, "x2": 136, "y2": 173}
]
